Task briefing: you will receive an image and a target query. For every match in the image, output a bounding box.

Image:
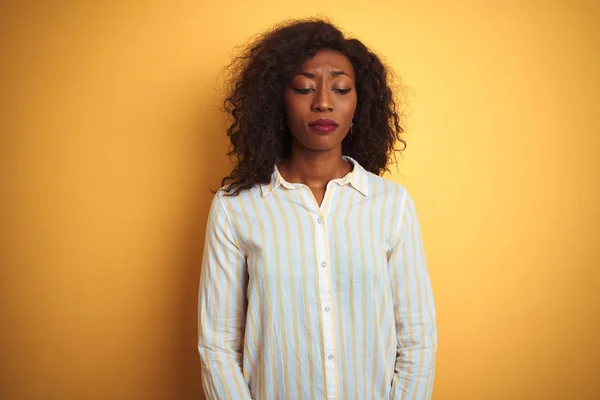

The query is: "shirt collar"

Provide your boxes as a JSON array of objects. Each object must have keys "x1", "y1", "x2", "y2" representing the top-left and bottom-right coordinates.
[{"x1": 260, "y1": 156, "x2": 369, "y2": 197}]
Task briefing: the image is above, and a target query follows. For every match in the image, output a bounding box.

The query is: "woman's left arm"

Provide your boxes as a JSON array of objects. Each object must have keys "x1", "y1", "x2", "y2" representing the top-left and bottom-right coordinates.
[{"x1": 388, "y1": 189, "x2": 438, "y2": 399}]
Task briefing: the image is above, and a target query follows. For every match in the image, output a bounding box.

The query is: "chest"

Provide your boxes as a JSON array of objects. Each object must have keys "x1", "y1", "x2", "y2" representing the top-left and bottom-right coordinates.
[{"x1": 230, "y1": 190, "x2": 396, "y2": 289}]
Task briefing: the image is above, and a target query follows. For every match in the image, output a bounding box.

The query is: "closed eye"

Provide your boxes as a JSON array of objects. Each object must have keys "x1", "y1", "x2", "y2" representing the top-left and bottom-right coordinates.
[
  {"x1": 293, "y1": 88, "x2": 313, "y2": 94},
  {"x1": 293, "y1": 88, "x2": 352, "y2": 95},
  {"x1": 334, "y1": 88, "x2": 352, "y2": 94}
]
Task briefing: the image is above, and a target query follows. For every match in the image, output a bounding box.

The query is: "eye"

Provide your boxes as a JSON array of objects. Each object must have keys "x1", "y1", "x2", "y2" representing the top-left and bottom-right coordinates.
[
  {"x1": 334, "y1": 88, "x2": 352, "y2": 94},
  {"x1": 293, "y1": 88, "x2": 313, "y2": 94}
]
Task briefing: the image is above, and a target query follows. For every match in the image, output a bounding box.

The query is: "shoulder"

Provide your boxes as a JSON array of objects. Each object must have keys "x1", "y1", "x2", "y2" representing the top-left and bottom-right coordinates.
[
  {"x1": 211, "y1": 185, "x2": 263, "y2": 211},
  {"x1": 366, "y1": 172, "x2": 410, "y2": 201},
  {"x1": 367, "y1": 173, "x2": 420, "y2": 224}
]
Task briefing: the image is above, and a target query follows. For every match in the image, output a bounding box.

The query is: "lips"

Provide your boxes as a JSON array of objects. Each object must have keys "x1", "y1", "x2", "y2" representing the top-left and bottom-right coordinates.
[
  {"x1": 309, "y1": 118, "x2": 339, "y2": 127},
  {"x1": 308, "y1": 118, "x2": 339, "y2": 134}
]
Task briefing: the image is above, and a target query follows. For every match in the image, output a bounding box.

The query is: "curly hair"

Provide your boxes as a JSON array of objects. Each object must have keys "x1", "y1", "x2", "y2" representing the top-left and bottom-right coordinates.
[{"x1": 220, "y1": 18, "x2": 406, "y2": 195}]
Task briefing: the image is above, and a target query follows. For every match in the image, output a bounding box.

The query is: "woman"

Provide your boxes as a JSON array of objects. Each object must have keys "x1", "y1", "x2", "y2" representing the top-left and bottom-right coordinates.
[{"x1": 198, "y1": 18, "x2": 437, "y2": 400}]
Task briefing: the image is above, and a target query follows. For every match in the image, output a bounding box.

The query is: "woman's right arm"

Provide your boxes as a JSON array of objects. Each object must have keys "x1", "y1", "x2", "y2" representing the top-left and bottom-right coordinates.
[{"x1": 198, "y1": 193, "x2": 252, "y2": 399}]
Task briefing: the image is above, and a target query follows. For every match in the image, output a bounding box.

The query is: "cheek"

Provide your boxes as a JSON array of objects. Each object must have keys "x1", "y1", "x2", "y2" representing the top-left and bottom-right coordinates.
[
  {"x1": 285, "y1": 103, "x2": 306, "y2": 126},
  {"x1": 345, "y1": 94, "x2": 358, "y2": 115}
]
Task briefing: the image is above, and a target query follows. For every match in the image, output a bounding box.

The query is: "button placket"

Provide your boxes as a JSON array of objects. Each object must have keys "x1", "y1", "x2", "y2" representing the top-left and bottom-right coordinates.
[{"x1": 314, "y1": 213, "x2": 337, "y2": 399}]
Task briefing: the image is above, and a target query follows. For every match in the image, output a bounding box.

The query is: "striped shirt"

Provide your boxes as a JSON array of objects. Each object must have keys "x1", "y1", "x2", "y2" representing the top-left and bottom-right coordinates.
[{"x1": 198, "y1": 156, "x2": 437, "y2": 399}]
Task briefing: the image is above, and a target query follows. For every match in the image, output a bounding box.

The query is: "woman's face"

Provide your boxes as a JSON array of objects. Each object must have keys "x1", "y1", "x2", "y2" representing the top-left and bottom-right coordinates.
[{"x1": 284, "y1": 49, "x2": 357, "y2": 154}]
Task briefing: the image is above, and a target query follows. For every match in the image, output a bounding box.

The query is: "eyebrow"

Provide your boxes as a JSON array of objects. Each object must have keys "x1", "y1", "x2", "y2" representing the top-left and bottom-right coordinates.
[{"x1": 297, "y1": 70, "x2": 353, "y2": 79}]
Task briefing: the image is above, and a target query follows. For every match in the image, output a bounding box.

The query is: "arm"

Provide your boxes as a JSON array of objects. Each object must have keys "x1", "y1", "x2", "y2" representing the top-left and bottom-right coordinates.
[
  {"x1": 388, "y1": 190, "x2": 438, "y2": 399},
  {"x1": 198, "y1": 193, "x2": 252, "y2": 399}
]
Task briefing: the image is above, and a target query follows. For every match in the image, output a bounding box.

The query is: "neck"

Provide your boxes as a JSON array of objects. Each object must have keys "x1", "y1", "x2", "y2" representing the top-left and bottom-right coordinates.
[{"x1": 277, "y1": 146, "x2": 351, "y2": 189}]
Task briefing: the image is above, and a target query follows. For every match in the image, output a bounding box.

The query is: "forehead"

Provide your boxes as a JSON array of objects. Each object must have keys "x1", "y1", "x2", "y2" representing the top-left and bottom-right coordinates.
[{"x1": 299, "y1": 49, "x2": 355, "y2": 78}]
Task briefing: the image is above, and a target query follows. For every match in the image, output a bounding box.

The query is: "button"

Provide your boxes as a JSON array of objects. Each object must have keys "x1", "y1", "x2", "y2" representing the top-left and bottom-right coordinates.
[
  {"x1": 317, "y1": 218, "x2": 323, "y2": 224},
  {"x1": 321, "y1": 262, "x2": 327, "y2": 268},
  {"x1": 324, "y1": 306, "x2": 330, "y2": 312},
  {"x1": 327, "y1": 354, "x2": 334, "y2": 360}
]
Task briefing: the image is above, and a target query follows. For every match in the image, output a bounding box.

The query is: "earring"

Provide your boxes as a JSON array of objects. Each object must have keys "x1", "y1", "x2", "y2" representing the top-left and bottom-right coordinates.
[{"x1": 350, "y1": 121, "x2": 354, "y2": 134}]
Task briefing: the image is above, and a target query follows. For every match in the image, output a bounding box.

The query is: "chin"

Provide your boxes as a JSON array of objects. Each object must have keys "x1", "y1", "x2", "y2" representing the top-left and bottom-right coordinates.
[{"x1": 296, "y1": 135, "x2": 346, "y2": 152}]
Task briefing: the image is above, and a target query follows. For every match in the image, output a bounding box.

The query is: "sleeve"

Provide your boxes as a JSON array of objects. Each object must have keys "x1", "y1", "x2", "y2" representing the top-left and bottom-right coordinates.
[
  {"x1": 388, "y1": 190, "x2": 438, "y2": 399},
  {"x1": 198, "y1": 193, "x2": 252, "y2": 399}
]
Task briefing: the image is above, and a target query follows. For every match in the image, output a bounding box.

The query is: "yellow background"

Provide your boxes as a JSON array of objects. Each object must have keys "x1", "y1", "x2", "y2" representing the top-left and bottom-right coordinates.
[{"x1": 1, "y1": 1, "x2": 598, "y2": 399}]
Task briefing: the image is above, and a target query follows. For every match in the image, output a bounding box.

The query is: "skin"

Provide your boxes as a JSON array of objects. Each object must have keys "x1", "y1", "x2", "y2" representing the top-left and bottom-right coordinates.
[{"x1": 278, "y1": 49, "x2": 358, "y2": 206}]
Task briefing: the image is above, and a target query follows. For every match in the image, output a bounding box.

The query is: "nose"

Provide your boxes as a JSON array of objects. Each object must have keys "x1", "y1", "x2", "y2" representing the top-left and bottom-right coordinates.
[{"x1": 311, "y1": 89, "x2": 334, "y2": 112}]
